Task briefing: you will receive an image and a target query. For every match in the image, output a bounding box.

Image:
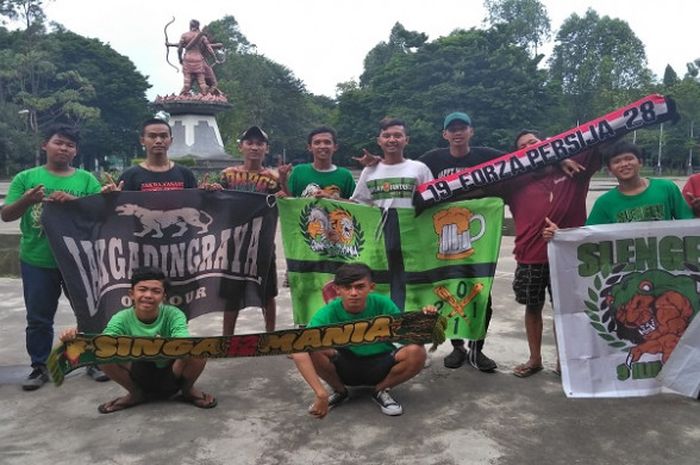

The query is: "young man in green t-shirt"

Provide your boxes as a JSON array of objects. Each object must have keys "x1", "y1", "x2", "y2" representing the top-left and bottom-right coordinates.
[
  {"x1": 285, "y1": 127, "x2": 355, "y2": 199},
  {"x1": 543, "y1": 140, "x2": 693, "y2": 239},
  {"x1": 60, "y1": 268, "x2": 216, "y2": 413},
  {"x1": 1, "y1": 124, "x2": 104, "y2": 390},
  {"x1": 292, "y1": 263, "x2": 435, "y2": 418}
]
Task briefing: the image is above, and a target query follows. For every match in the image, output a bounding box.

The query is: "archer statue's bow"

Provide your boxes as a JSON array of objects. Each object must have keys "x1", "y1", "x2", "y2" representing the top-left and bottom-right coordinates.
[{"x1": 164, "y1": 16, "x2": 179, "y2": 73}]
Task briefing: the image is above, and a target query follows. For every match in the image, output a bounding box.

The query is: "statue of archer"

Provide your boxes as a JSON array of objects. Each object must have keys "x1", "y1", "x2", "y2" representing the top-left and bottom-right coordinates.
[{"x1": 165, "y1": 19, "x2": 224, "y2": 96}]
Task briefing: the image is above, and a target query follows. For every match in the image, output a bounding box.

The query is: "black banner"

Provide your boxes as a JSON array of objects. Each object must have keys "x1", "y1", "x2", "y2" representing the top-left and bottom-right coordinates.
[{"x1": 42, "y1": 190, "x2": 278, "y2": 332}]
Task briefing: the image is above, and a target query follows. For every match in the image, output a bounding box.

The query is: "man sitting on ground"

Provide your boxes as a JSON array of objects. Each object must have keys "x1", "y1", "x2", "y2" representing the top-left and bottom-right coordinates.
[
  {"x1": 60, "y1": 267, "x2": 216, "y2": 413},
  {"x1": 292, "y1": 263, "x2": 435, "y2": 418}
]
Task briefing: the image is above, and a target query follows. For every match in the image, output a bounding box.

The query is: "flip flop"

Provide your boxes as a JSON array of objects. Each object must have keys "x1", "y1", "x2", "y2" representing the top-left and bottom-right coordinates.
[
  {"x1": 97, "y1": 395, "x2": 143, "y2": 414},
  {"x1": 181, "y1": 391, "x2": 218, "y2": 409},
  {"x1": 512, "y1": 363, "x2": 543, "y2": 378}
]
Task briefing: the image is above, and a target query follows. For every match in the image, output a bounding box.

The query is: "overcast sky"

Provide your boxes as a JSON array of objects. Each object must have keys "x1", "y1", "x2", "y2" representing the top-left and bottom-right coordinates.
[{"x1": 39, "y1": 0, "x2": 693, "y2": 100}]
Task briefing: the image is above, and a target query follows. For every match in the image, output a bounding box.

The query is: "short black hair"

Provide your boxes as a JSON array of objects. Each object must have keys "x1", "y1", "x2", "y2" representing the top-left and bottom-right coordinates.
[
  {"x1": 333, "y1": 263, "x2": 373, "y2": 286},
  {"x1": 378, "y1": 118, "x2": 408, "y2": 136},
  {"x1": 512, "y1": 129, "x2": 543, "y2": 151},
  {"x1": 307, "y1": 126, "x2": 337, "y2": 145},
  {"x1": 130, "y1": 267, "x2": 169, "y2": 291},
  {"x1": 604, "y1": 140, "x2": 642, "y2": 167},
  {"x1": 141, "y1": 118, "x2": 172, "y2": 137},
  {"x1": 42, "y1": 124, "x2": 80, "y2": 145}
]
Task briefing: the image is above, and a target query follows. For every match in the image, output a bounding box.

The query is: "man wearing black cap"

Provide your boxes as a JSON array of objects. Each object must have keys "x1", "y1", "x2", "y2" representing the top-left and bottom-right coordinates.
[
  {"x1": 219, "y1": 126, "x2": 285, "y2": 335},
  {"x1": 419, "y1": 112, "x2": 504, "y2": 372},
  {"x1": 220, "y1": 126, "x2": 285, "y2": 194}
]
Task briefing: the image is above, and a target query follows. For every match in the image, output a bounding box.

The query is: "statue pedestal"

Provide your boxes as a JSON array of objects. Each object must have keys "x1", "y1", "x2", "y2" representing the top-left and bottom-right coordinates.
[{"x1": 152, "y1": 96, "x2": 235, "y2": 171}]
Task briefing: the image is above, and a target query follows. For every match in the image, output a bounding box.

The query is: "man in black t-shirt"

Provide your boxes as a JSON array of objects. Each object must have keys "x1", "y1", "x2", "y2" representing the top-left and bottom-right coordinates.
[
  {"x1": 419, "y1": 112, "x2": 504, "y2": 372},
  {"x1": 113, "y1": 118, "x2": 198, "y2": 192}
]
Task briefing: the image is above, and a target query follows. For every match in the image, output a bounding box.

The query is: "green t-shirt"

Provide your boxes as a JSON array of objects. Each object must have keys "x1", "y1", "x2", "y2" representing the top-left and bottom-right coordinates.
[
  {"x1": 103, "y1": 304, "x2": 189, "y2": 368},
  {"x1": 104, "y1": 305, "x2": 190, "y2": 337},
  {"x1": 308, "y1": 293, "x2": 400, "y2": 356},
  {"x1": 288, "y1": 163, "x2": 356, "y2": 199},
  {"x1": 586, "y1": 178, "x2": 694, "y2": 225},
  {"x1": 5, "y1": 166, "x2": 101, "y2": 268}
]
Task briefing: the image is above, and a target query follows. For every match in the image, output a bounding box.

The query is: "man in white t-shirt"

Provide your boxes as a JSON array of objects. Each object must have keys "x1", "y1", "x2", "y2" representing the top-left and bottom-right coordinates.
[{"x1": 351, "y1": 118, "x2": 433, "y2": 208}]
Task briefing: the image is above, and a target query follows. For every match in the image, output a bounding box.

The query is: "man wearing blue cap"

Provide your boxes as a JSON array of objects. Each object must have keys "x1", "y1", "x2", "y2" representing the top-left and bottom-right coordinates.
[{"x1": 419, "y1": 112, "x2": 504, "y2": 372}]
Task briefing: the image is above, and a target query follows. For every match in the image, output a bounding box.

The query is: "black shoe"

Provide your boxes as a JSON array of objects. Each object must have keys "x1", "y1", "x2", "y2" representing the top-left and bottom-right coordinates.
[
  {"x1": 468, "y1": 350, "x2": 497, "y2": 372},
  {"x1": 22, "y1": 365, "x2": 49, "y2": 391},
  {"x1": 372, "y1": 389, "x2": 403, "y2": 416},
  {"x1": 87, "y1": 365, "x2": 110, "y2": 382},
  {"x1": 328, "y1": 389, "x2": 349, "y2": 409},
  {"x1": 443, "y1": 347, "x2": 467, "y2": 369},
  {"x1": 308, "y1": 389, "x2": 348, "y2": 413}
]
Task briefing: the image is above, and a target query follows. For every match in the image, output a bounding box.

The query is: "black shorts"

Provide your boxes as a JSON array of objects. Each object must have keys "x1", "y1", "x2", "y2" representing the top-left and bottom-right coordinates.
[
  {"x1": 332, "y1": 348, "x2": 396, "y2": 386},
  {"x1": 512, "y1": 263, "x2": 551, "y2": 307},
  {"x1": 265, "y1": 258, "x2": 278, "y2": 299},
  {"x1": 221, "y1": 252, "x2": 278, "y2": 307},
  {"x1": 130, "y1": 361, "x2": 181, "y2": 399}
]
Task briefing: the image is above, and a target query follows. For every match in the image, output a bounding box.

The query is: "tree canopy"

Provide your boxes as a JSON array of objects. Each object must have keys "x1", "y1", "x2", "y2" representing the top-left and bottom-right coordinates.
[
  {"x1": 483, "y1": 0, "x2": 551, "y2": 55},
  {"x1": 548, "y1": 9, "x2": 652, "y2": 123},
  {"x1": 2, "y1": 4, "x2": 700, "y2": 175},
  {"x1": 0, "y1": 3, "x2": 150, "y2": 172}
]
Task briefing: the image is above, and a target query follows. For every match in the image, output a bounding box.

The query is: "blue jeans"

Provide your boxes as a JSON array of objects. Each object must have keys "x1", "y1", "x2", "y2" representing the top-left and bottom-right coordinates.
[{"x1": 20, "y1": 261, "x2": 69, "y2": 367}]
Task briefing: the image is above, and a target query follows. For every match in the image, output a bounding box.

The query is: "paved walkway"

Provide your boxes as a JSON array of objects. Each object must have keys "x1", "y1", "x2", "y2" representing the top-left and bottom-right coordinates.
[{"x1": 0, "y1": 234, "x2": 697, "y2": 465}]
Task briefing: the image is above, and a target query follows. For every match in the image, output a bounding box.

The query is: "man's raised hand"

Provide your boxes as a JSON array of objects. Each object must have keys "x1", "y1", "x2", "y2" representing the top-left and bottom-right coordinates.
[
  {"x1": 352, "y1": 149, "x2": 380, "y2": 167},
  {"x1": 101, "y1": 173, "x2": 124, "y2": 193}
]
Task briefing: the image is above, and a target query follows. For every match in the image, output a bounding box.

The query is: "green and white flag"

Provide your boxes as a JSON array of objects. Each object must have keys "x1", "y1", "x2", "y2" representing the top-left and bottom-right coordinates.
[
  {"x1": 279, "y1": 197, "x2": 503, "y2": 340},
  {"x1": 549, "y1": 219, "x2": 700, "y2": 398}
]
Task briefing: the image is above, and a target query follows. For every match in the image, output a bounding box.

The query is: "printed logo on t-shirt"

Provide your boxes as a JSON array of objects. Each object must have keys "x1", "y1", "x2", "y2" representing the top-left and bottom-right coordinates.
[
  {"x1": 300, "y1": 183, "x2": 342, "y2": 199},
  {"x1": 140, "y1": 181, "x2": 185, "y2": 192},
  {"x1": 366, "y1": 177, "x2": 417, "y2": 200},
  {"x1": 223, "y1": 170, "x2": 279, "y2": 193},
  {"x1": 615, "y1": 204, "x2": 665, "y2": 223},
  {"x1": 436, "y1": 167, "x2": 462, "y2": 178}
]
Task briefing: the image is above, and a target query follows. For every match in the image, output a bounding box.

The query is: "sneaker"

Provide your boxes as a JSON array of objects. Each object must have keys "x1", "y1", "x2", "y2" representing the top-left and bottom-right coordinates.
[
  {"x1": 328, "y1": 389, "x2": 349, "y2": 408},
  {"x1": 86, "y1": 365, "x2": 110, "y2": 382},
  {"x1": 443, "y1": 347, "x2": 467, "y2": 369},
  {"x1": 423, "y1": 353, "x2": 432, "y2": 368},
  {"x1": 468, "y1": 350, "x2": 498, "y2": 372},
  {"x1": 372, "y1": 389, "x2": 403, "y2": 416},
  {"x1": 308, "y1": 389, "x2": 349, "y2": 413},
  {"x1": 22, "y1": 365, "x2": 49, "y2": 391}
]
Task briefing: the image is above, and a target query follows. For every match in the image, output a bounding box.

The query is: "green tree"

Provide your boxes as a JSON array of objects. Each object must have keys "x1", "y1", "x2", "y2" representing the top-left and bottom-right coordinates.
[
  {"x1": 360, "y1": 22, "x2": 428, "y2": 86},
  {"x1": 548, "y1": 9, "x2": 652, "y2": 124},
  {"x1": 0, "y1": 43, "x2": 100, "y2": 166},
  {"x1": 205, "y1": 15, "x2": 336, "y2": 165},
  {"x1": 0, "y1": 0, "x2": 46, "y2": 30},
  {"x1": 0, "y1": 101, "x2": 35, "y2": 175},
  {"x1": 337, "y1": 26, "x2": 556, "y2": 160},
  {"x1": 483, "y1": 0, "x2": 551, "y2": 55},
  {"x1": 657, "y1": 77, "x2": 700, "y2": 171},
  {"x1": 0, "y1": 18, "x2": 148, "y2": 171},
  {"x1": 663, "y1": 65, "x2": 680, "y2": 87},
  {"x1": 203, "y1": 15, "x2": 253, "y2": 54},
  {"x1": 50, "y1": 30, "x2": 150, "y2": 169}
]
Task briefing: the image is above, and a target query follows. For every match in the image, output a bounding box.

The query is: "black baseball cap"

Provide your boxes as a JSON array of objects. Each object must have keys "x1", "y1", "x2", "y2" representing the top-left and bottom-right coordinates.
[{"x1": 238, "y1": 126, "x2": 269, "y2": 143}]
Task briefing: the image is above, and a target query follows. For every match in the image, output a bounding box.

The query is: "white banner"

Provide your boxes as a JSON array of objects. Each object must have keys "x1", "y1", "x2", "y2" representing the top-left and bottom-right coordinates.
[
  {"x1": 548, "y1": 219, "x2": 700, "y2": 398},
  {"x1": 658, "y1": 314, "x2": 700, "y2": 398}
]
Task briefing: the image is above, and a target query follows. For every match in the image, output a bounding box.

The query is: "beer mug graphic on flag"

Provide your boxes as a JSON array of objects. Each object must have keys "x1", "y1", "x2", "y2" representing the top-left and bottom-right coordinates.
[{"x1": 433, "y1": 207, "x2": 485, "y2": 260}]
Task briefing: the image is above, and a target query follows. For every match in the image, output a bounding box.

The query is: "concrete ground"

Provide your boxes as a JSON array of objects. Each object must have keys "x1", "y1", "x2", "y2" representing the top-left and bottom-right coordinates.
[{"x1": 0, "y1": 178, "x2": 698, "y2": 464}]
